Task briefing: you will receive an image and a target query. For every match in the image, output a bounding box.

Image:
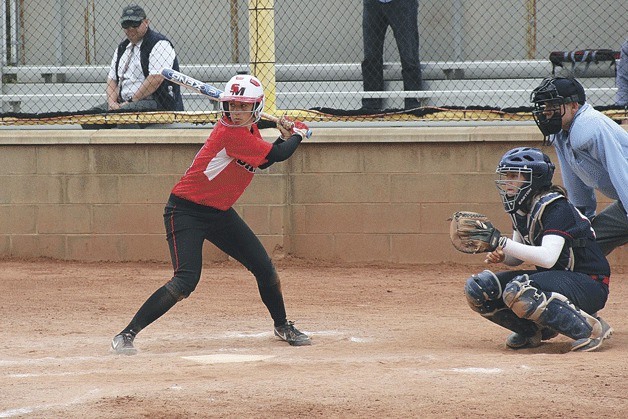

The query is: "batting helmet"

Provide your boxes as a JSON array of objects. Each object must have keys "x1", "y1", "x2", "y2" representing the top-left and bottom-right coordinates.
[{"x1": 220, "y1": 74, "x2": 265, "y2": 126}]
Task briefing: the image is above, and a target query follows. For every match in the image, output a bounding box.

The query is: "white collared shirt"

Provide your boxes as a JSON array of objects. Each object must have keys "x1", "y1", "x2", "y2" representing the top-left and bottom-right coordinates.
[{"x1": 107, "y1": 39, "x2": 176, "y2": 101}]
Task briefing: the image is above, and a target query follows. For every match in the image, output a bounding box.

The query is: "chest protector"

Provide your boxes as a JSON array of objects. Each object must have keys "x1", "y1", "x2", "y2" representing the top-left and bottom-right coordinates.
[{"x1": 509, "y1": 192, "x2": 583, "y2": 271}]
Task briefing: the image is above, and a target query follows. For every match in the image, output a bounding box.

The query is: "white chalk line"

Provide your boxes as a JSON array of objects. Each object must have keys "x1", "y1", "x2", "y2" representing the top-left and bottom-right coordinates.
[
  {"x1": 7, "y1": 369, "x2": 112, "y2": 379},
  {"x1": 0, "y1": 388, "x2": 101, "y2": 418},
  {"x1": 0, "y1": 330, "x2": 369, "y2": 372},
  {"x1": 450, "y1": 367, "x2": 503, "y2": 374},
  {"x1": 0, "y1": 355, "x2": 103, "y2": 367},
  {"x1": 446, "y1": 365, "x2": 532, "y2": 375},
  {"x1": 182, "y1": 354, "x2": 275, "y2": 364}
]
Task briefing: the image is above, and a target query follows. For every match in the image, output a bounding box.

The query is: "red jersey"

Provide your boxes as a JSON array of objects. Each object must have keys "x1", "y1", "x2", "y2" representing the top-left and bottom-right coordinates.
[{"x1": 171, "y1": 122, "x2": 272, "y2": 210}]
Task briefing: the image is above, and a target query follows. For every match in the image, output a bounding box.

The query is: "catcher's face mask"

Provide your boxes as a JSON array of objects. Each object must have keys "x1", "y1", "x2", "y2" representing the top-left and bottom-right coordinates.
[{"x1": 495, "y1": 168, "x2": 532, "y2": 214}]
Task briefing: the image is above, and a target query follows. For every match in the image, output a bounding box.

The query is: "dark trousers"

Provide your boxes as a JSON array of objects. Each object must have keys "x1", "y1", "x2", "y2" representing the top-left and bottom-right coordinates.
[
  {"x1": 362, "y1": 0, "x2": 422, "y2": 109},
  {"x1": 163, "y1": 196, "x2": 287, "y2": 324},
  {"x1": 495, "y1": 269, "x2": 608, "y2": 315},
  {"x1": 592, "y1": 200, "x2": 628, "y2": 255},
  {"x1": 80, "y1": 98, "x2": 161, "y2": 129}
]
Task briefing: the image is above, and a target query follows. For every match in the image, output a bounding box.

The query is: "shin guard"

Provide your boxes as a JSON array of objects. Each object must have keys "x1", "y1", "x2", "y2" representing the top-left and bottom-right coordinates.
[{"x1": 503, "y1": 275, "x2": 601, "y2": 341}]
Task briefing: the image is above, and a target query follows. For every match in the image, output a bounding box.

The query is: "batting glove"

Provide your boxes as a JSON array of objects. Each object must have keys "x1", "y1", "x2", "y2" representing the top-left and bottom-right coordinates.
[{"x1": 292, "y1": 120, "x2": 310, "y2": 140}]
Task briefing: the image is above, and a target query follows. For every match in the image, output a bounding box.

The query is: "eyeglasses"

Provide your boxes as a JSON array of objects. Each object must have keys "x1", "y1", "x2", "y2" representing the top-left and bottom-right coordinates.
[{"x1": 121, "y1": 20, "x2": 142, "y2": 29}]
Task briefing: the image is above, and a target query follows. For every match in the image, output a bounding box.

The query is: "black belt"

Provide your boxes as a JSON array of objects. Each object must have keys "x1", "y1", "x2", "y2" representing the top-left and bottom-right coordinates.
[{"x1": 590, "y1": 274, "x2": 610, "y2": 286}]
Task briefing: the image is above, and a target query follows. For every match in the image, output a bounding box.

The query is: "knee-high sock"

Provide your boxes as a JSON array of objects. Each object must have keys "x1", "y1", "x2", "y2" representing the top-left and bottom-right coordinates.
[
  {"x1": 258, "y1": 282, "x2": 287, "y2": 327},
  {"x1": 122, "y1": 285, "x2": 179, "y2": 336}
]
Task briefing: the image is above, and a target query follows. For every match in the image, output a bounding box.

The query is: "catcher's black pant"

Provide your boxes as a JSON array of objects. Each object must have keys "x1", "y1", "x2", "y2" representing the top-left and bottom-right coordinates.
[
  {"x1": 121, "y1": 195, "x2": 287, "y2": 336},
  {"x1": 495, "y1": 269, "x2": 609, "y2": 315},
  {"x1": 476, "y1": 269, "x2": 609, "y2": 338}
]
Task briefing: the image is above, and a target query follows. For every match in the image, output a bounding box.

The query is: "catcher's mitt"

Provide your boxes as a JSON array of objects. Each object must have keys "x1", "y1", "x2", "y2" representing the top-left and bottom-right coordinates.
[{"x1": 449, "y1": 211, "x2": 504, "y2": 254}]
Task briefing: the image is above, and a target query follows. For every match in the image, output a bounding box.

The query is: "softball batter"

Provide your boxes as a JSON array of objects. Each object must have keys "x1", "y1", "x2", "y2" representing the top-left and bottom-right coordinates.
[{"x1": 112, "y1": 74, "x2": 311, "y2": 354}]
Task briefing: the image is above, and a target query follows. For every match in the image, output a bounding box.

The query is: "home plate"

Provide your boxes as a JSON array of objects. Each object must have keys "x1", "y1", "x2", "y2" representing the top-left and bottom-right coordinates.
[{"x1": 182, "y1": 354, "x2": 275, "y2": 364}]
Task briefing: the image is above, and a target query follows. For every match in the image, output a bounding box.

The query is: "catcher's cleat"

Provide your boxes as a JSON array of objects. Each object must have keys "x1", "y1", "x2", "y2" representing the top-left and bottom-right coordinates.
[
  {"x1": 541, "y1": 327, "x2": 559, "y2": 341},
  {"x1": 571, "y1": 317, "x2": 613, "y2": 352},
  {"x1": 506, "y1": 330, "x2": 542, "y2": 349},
  {"x1": 111, "y1": 332, "x2": 138, "y2": 355},
  {"x1": 274, "y1": 321, "x2": 311, "y2": 346}
]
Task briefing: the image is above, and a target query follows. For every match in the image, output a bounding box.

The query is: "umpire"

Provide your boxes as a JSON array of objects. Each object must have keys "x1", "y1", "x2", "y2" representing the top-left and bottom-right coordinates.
[{"x1": 531, "y1": 76, "x2": 628, "y2": 255}]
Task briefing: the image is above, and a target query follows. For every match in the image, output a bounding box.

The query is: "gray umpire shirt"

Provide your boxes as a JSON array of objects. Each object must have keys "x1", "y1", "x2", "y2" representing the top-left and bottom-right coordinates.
[
  {"x1": 616, "y1": 39, "x2": 628, "y2": 106},
  {"x1": 550, "y1": 103, "x2": 628, "y2": 220}
]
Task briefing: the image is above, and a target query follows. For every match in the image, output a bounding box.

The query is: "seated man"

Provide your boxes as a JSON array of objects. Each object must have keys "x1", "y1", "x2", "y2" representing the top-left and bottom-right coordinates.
[{"x1": 82, "y1": 4, "x2": 183, "y2": 129}]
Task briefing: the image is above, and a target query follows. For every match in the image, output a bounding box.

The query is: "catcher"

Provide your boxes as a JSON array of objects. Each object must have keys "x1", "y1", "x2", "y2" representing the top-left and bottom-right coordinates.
[{"x1": 451, "y1": 147, "x2": 613, "y2": 352}]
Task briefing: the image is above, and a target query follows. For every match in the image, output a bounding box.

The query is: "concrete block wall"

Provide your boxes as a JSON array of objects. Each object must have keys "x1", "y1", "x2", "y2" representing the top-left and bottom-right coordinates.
[{"x1": 0, "y1": 126, "x2": 625, "y2": 268}]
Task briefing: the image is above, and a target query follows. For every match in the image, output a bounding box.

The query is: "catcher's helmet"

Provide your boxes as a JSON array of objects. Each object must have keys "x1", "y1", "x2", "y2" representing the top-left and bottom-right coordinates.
[
  {"x1": 531, "y1": 77, "x2": 586, "y2": 141},
  {"x1": 495, "y1": 147, "x2": 555, "y2": 214},
  {"x1": 220, "y1": 74, "x2": 265, "y2": 126}
]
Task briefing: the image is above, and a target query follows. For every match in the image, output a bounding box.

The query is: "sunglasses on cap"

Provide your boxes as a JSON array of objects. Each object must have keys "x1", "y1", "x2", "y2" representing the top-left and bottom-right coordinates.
[{"x1": 121, "y1": 20, "x2": 142, "y2": 29}]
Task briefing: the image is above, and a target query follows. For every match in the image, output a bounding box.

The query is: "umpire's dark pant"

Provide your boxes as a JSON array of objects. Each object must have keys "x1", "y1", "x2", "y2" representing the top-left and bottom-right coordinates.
[
  {"x1": 592, "y1": 200, "x2": 628, "y2": 255},
  {"x1": 163, "y1": 194, "x2": 278, "y2": 297}
]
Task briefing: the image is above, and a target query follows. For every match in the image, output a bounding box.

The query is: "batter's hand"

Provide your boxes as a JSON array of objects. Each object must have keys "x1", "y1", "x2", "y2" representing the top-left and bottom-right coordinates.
[
  {"x1": 277, "y1": 115, "x2": 292, "y2": 140},
  {"x1": 278, "y1": 115, "x2": 310, "y2": 140},
  {"x1": 292, "y1": 120, "x2": 310, "y2": 140},
  {"x1": 484, "y1": 248, "x2": 505, "y2": 264}
]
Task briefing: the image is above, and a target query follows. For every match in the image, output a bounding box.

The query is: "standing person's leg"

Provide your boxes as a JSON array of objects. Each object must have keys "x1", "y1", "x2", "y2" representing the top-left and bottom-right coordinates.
[
  {"x1": 387, "y1": 0, "x2": 422, "y2": 109},
  {"x1": 591, "y1": 201, "x2": 628, "y2": 255},
  {"x1": 207, "y1": 208, "x2": 311, "y2": 346},
  {"x1": 361, "y1": 0, "x2": 388, "y2": 110},
  {"x1": 111, "y1": 203, "x2": 207, "y2": 354}
]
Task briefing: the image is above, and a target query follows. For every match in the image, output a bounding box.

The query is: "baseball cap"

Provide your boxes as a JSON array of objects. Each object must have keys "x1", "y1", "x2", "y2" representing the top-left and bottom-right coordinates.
[
  {"x1": 551, "y1": 77, "x2": 586, "y2": 104},
  {"x1": 120, "y1": 4, "x2": 146, "y2": 24}
]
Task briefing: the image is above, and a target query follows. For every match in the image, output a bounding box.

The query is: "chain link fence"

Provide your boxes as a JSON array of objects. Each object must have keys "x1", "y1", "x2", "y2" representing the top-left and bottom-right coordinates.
[{"x1": 1, "y1": 0, "x2": 626, "y2": 125}]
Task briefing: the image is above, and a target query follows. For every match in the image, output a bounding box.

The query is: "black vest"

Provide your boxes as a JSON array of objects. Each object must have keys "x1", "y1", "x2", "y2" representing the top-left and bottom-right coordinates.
[{"x1": 116, "y1": 28, "x2": 184, "y2": 111}]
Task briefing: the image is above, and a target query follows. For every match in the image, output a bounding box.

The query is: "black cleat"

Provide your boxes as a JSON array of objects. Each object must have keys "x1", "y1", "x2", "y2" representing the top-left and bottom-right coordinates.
[
  {"x1": 111, "y1": 333, "x2": 138, "y2": 355},
  {"x1": 274, "y1": 321, "x2": 311, "y2": 346}
]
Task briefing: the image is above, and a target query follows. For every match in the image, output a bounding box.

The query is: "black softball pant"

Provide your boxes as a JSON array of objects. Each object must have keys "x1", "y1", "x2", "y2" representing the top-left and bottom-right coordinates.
[
  {"x1": 163, "y1": 194, "x2": 287, "y2": 324},
  {"x1": 495, "y1": 269, "x2": 609, "y2": 315}
]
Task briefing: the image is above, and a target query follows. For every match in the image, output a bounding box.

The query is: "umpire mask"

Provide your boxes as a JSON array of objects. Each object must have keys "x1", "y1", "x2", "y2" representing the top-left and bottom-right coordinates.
[
  {"x1": 531, "y1": 77, "x2": 585, "y2": 144},
  {"x1": 531, "y1": 104, "x2": 563, "y2": 139}
]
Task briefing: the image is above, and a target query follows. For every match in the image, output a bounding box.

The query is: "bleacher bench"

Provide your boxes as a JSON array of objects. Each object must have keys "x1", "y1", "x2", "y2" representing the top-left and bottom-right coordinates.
[{"x1": 1, "y1": 58, "x2": 619, "y2": 113}]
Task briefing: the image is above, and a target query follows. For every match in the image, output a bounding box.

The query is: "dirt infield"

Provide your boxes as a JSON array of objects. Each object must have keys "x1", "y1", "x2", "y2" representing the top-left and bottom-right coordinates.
[{"x1": 1, "y1": 258, "x2": 626, "y2": 418}]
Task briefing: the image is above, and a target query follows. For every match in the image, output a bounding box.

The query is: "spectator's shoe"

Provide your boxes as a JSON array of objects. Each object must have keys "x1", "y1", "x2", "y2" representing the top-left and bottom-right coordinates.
[
  {"x1": 80, "y1": 123, "x2": 115, "y2": 130},
  {"x1": 506, "y1": 329, "x2": 542, "y2": 349},
  {"x1": 571, "y1": 316, "x2": 613, "y2": 352},
  {"x1": 358, "y1": 98, "x2": 383, "y2": 114},
  {"x1": 111, "y1": 333, "x2": 138, "y2": 355},
  {"x1": 274, "y1": 321, "x2": 311, "y2": 346},
  {"x1": 356, "y1": 106, "x2": 383, "y2": 114},
  {"x1": 404, "y1": 98, "x2": 422, "y2": 110}
]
